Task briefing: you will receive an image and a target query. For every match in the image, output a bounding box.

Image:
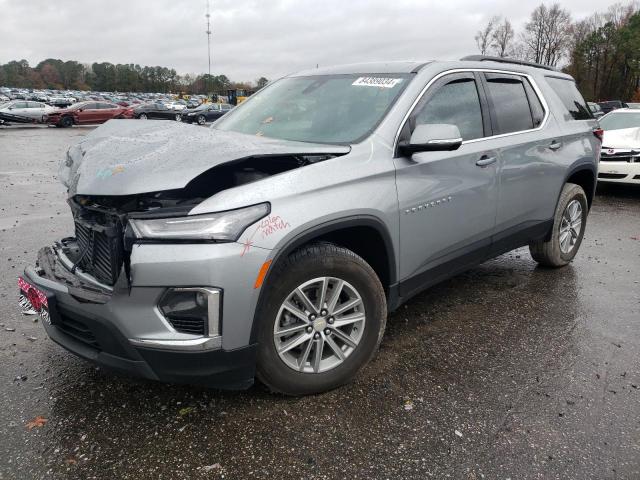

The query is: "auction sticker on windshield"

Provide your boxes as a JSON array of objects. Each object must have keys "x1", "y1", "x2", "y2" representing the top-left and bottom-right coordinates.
[{"x1": 352, "y1": 77, "x2": 403, "y2": 88}]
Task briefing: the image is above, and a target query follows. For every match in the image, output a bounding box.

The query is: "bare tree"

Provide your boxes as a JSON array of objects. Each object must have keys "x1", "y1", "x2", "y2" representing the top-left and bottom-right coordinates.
[
  {"x1": 491, "y1": 18, "x2": 515, "y2": 57},
  {"x1": 521, "y1": 3, "x2": 572, "y2": 66},
  {"x1": 475, "y1": 16, "x2": 500, "y2": 55}
]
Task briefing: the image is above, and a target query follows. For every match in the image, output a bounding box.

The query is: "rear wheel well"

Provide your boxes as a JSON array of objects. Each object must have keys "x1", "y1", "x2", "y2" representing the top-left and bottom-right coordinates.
[{"x1": 567, "y1": 169, "x2": 595, "y2": 207}]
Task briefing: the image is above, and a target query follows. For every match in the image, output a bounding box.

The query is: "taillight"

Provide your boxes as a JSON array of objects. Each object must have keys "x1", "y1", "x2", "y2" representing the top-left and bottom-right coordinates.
[{"x1": 593, "y1": 128, "x2": 604, "y2": 142}]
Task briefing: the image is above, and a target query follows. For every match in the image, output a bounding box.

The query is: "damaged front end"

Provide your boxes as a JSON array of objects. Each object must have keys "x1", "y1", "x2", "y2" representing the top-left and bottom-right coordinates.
[{"x1": 39, "y1": 150, "x2": 346, "y2": 298}]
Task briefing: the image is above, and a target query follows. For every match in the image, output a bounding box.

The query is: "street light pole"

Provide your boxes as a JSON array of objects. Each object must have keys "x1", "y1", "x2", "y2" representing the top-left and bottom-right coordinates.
[{"x1": 206, "y1": 0, "x2": 212, "y2": 98}]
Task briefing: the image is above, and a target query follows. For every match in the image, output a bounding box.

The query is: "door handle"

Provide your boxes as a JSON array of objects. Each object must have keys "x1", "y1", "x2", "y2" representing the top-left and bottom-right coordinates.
[
  {"x1": 549, "y1": 141, "x2": 562, "y2": 151},
  {"x1": 476, "y1": 155, "x2": 497, "y2": 167}
]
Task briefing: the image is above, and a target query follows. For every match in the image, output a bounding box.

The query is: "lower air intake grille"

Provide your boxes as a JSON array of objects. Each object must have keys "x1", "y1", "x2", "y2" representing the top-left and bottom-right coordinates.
[{"x1": 58, "y1": 313, "x2": 101, "y2": 349}]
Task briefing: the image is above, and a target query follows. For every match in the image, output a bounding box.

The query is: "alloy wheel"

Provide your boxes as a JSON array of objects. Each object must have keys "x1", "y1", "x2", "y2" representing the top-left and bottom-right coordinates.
[
  {"x1": 273, "y1": 277, "x2": 366, "y2": 374},
  {"x1": 559, "y1": 199, "x2": 583, "y2": 254}
]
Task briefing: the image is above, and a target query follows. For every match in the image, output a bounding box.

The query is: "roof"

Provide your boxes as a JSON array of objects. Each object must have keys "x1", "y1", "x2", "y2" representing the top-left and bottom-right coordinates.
[{"x1": 292, "y1": 61, "x2": 431, "y2": 76}]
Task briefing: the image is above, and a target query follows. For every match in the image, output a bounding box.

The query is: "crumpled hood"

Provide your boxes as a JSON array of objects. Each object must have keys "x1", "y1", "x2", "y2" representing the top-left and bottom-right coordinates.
[
  {"x1": 602, "y1": 127, "x2": 640, "y2": 149},
  {"x1": 60, "y1": 120, "x2": 351, "y2": 196}
]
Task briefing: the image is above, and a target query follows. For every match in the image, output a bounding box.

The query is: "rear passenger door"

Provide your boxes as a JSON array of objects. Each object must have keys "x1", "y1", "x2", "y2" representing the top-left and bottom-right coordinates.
[
  {"x1": 480, "y1": 72, "x2": 562, "y2": 248},
  {"x1": 394, "y1": 72, "x2": 499, "y2": 293}
]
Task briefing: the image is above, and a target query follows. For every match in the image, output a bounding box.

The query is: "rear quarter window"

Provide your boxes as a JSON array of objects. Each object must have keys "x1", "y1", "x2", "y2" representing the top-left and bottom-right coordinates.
[{"x1": 546, "y1": 77, "x2": 592, "y2": 120}]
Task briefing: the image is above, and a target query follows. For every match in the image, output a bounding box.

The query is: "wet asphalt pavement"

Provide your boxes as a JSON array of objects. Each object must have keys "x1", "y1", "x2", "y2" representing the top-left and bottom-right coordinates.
[{"x1": 0, "y1": 125, "x2": 639, "y2": 480}]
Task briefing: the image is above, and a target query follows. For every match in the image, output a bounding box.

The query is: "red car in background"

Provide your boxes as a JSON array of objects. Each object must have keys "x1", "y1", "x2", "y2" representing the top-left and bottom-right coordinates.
[{"x1": 46, "y1": 101, "x2": 133, "y2": 127}]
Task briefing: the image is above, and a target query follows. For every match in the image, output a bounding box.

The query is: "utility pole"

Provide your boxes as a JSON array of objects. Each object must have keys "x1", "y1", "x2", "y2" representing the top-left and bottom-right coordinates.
[{"x1": 206, "y1": 0, "x2": 212, "y2": 98}]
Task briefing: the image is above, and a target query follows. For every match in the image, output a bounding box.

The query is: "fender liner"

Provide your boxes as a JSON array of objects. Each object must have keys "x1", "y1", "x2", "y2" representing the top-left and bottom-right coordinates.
[{"x1": 249, "y1": 215, "x2": 397, "y2": 343}]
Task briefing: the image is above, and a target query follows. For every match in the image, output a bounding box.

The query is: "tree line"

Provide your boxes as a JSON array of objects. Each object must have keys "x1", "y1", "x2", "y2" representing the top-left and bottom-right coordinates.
[
  {"x1": 0, "y1": 58, "x2": 269, "y2": 94},
  {"x1": 476, "y1": 1, "x2": 640, "y2": 101}
]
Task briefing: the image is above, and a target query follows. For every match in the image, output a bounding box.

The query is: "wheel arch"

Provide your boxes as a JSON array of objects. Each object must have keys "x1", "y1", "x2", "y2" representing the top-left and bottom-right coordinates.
[
  {"x1": 565, "y1": 162, "x2": 596, "y2": 208},
  {"x1": 249, "y1": 216, "x2": 397, "y2": 343}
]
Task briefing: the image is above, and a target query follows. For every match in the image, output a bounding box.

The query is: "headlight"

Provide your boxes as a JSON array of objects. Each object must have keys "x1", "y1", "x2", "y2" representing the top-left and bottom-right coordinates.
[{"x1": 128, "y1": 203, "x2": 269, "y2": 241}]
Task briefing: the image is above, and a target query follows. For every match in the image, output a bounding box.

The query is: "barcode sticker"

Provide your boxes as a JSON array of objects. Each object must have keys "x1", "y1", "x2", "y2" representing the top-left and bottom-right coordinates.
[{"x1": 352, "y1": 77, "x2": 403, "y2": 88}]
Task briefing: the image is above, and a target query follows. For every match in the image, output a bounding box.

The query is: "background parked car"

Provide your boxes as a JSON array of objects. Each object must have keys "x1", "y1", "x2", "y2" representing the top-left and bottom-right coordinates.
[
  {"x1": 597, "y1": 108, "x2": 640, "y2": 185},
  {"x1": 598, "y1": 100, "x2": 628, "y2": 114},
  {"x1": 133, "y1": 102, "x2": 184, "y2": 120},
  {"x1": 46, "y1": 101, "x2": 133, "y2": 127},
  {"x1": 0, "y1": 100, "x2": 58, "y2": 122},
  {"x1": 588, "y1": 102, "x2": 604, "y2": 118},
  {"x1": 181, "y1": 103, "x2": 233, "y2": 124}
]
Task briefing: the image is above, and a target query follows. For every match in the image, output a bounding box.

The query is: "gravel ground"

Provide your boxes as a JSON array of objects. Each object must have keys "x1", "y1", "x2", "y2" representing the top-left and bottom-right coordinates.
[{"x1": 1, "y1": 125, "x2": 639, "y2": 480}]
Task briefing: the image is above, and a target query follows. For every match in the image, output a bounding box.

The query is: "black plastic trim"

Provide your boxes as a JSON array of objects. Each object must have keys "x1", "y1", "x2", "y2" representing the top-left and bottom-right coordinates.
[{"x1": 395, "y1": 219, "x2": 553, "y2": 307}]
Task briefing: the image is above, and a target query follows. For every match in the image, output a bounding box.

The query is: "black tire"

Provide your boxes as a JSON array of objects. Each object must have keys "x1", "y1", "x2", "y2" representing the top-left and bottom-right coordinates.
[
  {"x1": 256, "y1": 243, "x2": 387, "y2": 396},
  {"x1": 197, "y1": 115, "x2": 206, "y2": 125},
  {"x1": 175, "y1": 113, "x2": 181, "y2": 121},
  {"x1": 59, "y1": 116, "x2": 73, "y2": 128},
  {"x1": 139, "y1": 113, "x2": 148, "y2": 120},
  {"x1": 529, "y1": 182, "x2": 588, "y2": 267}
]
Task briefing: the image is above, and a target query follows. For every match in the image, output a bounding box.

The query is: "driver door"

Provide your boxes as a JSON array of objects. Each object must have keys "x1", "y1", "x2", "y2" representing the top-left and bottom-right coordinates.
[{"x1": 394, "y1": 72, "x2": 500, "y2": 295}]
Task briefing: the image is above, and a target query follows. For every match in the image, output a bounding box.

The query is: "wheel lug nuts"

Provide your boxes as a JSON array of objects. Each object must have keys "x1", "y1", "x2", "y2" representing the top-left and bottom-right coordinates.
[
  {"x1": 320, "y1": 309, "x2": 328, "y2": 316},
  {"x1": 309, "y1": 314, "x2": 317, "y2": 321},
  {"x1": 324, "y1": 328, "x2": 331, "y2": 335},
  {"x1": 314, "y1": 332, "x2": 320, "y2": 339},
  {"x1": 328, "y1": 317, "x2": 334, "y2": 324},
  {"x1": 306, "y1": 326, "x2": 313, "y2": 333}
]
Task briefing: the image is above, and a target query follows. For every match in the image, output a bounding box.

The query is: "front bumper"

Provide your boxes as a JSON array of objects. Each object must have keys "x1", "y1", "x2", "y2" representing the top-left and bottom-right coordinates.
[
  {"x1": 20, "y1": 239, "x2": 269, "y2": 389},
  {"x1": 598, "y1": 161, "x2": 640, "y2": 184}
]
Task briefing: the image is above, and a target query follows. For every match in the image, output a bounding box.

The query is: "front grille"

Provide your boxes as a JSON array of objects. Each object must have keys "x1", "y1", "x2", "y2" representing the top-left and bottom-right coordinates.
[
  {"x1": 58, "y1": 313, "x2": 101, "y2": 349},
  {"x1": 598, "y1": 173, "x2": 627, "y2": 179},
  {"x1": 600, "y1": 155, "x2": 637, "y2": 163},
  {"x1": 71, "y1": 204, "x2": 124, "y2": 286},
  {"x1": 166, "y1": 316, "x2": 206, "y2": 335}
]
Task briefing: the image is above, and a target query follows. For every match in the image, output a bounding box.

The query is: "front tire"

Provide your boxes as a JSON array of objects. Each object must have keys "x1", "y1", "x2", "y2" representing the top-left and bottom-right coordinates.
[
  {"x1": 256, "y1": 243, "x2": 387, "y2": 395},
  {"x1": 175, "y1": 113, "x2": 181, "y2": 121},
  {"x1": 139, "y1": 113, "x2": 148, "y2": 120},
  {"x1": 529, "y1": 182, "x2": 588, "y2": 267},
  {"x1": 197, "y1": 115, "x2": 206, "y2": 125},
  {"x1": 59, "y1": 116, "x2": 73, "y2": 128}
]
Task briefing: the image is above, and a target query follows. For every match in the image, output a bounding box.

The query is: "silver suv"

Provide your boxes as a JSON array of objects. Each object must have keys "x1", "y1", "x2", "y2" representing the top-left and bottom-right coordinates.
[{"x1": 19, "y1": 56, "x2": 600, "y2": 395}]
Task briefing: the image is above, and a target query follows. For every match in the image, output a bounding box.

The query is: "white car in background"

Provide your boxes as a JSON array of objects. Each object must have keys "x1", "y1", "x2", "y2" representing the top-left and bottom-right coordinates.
[
  {"x1": 0, "y1": 100, "x2": 58, "y2": 122},
  {"x1": 598, "y1": 109, "x2": 640, "y2": 185}
]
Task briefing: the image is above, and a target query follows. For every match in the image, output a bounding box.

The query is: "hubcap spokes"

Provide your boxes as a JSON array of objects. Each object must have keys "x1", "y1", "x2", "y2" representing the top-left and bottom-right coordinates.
[
  {"x1": 273, "y1": 277, "x2": 366, "y2": 374},
  {"x1": 559, "y1": 199, "x2": 583, "y2": 254}
]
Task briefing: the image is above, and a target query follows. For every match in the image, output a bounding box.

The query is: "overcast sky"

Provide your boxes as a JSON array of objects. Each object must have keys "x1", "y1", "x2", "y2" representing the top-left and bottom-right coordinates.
[{"x1": 0, "y1": 0, "x2": 624, "y2": 82}]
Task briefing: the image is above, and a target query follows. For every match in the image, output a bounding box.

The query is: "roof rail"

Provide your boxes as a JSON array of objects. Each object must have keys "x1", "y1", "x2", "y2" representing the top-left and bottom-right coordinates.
[{"x1": 460, "y1": 55, "x2": 557, "y2": 72}]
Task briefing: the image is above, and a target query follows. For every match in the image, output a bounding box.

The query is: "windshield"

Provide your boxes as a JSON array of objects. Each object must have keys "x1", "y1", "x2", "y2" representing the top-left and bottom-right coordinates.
[
  {"x1": 214, "y1": 74, "x2": 410, "y2": 143},
  {"x1": 600, "y1": 112, "x2": 640, "y2": 130}
]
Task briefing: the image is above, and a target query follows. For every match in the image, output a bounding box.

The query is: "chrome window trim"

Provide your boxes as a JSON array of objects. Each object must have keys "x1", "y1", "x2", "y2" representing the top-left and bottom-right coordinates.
[{"x1": 393, "y1": 68, "x2": 550, "y2": 152}]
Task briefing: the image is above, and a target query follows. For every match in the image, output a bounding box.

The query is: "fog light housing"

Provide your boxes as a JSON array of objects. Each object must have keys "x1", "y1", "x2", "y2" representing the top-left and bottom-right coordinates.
[{"x1": 159, "y1": 288, "x2": 221, "y2": 337}]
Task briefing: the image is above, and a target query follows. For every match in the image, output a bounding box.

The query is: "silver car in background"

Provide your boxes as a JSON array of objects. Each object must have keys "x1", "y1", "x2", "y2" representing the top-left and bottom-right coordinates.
[{"x1": 19, "y1": 56, "x2": 599, "y2": 395}]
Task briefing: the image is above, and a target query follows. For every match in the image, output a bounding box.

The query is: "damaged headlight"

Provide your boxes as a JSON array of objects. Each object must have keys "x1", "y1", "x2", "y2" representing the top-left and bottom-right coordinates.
[{"x1": 129, "y1": 203, "x2": 269, "y2": 241}]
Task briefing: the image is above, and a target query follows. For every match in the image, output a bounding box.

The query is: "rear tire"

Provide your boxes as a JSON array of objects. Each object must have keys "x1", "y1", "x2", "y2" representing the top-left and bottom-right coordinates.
[
  {"x1": 529, "y1": 182, "x2": 588, "y2": 267},
  {"x1": 175, "y1": 113, "x2": 181, "y2": 121},
  {"x1": 139, "y1": 113, "x2": 148, "y2": 120},
  {"x1": 197, "y1": 115, "x2": 206, "y2": 125},
  {"x1": 256, "y1": 243, "x2": 386, "y2": 396}
]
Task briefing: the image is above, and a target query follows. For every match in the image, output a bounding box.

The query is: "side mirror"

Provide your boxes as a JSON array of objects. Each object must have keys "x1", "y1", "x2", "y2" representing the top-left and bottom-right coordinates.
[{"x1": 399, "y1": 124, "x2": 463, "y2": 154}]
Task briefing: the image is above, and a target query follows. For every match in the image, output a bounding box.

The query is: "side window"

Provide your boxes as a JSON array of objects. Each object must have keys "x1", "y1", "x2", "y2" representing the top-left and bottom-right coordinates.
[
  {"x1": 413, "y1": 78, "x2": 485, "y2": 141},
  {"x1": 523, "y1": 80, "x2": 545, "y2": 127},
  {"x1": 545, "y1": 77, "x2": 592, "y2": 120},
  {"x1": 484, "y1": 74, "x2": 534, "y2": 134}
]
